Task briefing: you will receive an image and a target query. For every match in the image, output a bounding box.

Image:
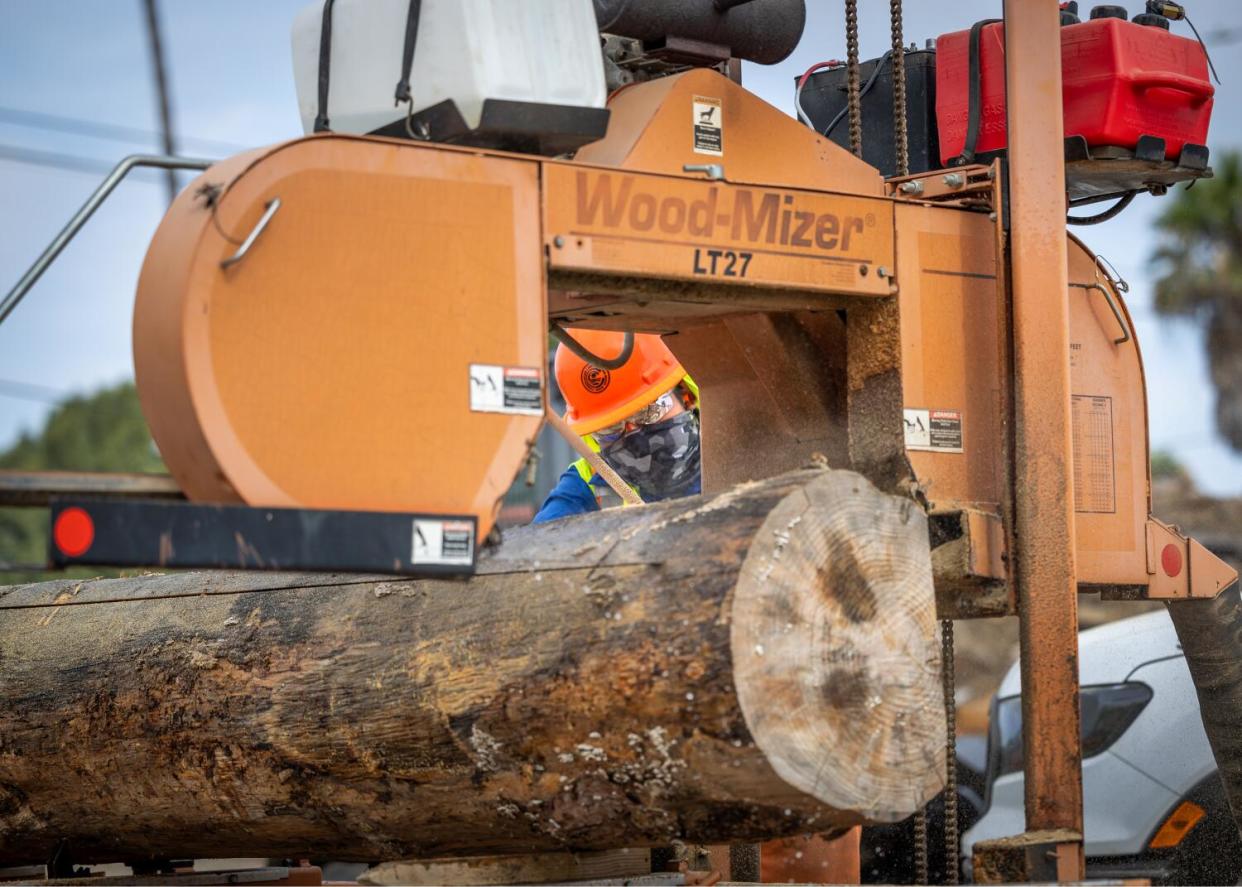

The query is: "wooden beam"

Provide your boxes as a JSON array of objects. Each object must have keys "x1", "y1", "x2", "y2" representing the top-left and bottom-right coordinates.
[{"x1": 0, "y1": 470, "x2": 183, "y2": 507}]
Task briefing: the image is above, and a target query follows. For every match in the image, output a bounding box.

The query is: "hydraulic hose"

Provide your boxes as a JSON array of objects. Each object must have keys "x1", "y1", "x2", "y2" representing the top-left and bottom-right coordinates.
[
  {"x1": 1066, "y1": 191, "x2": 1137, "y2": 226},
  {"x1": 550, "y1": 326, "x2": 635, "y2": 371}
]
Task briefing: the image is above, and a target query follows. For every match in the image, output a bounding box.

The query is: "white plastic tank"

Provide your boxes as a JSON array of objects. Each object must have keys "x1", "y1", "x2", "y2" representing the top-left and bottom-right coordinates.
[{"x1": 291, "y1": 0, "x2": 607, "y2": 136}]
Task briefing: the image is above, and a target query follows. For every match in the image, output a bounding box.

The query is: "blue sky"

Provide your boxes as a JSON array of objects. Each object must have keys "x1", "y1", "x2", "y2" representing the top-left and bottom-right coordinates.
[{"x1": 1, "y1": 1, "x2": 1240, "y2": 494}]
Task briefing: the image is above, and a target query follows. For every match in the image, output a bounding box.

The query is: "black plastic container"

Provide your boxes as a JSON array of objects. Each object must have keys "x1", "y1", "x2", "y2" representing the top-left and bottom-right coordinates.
[
  {"x1": 797, "y1": 49, "x2": 939, "y2": 178},
  {"x1": 594, "y1": 0, "x2": 806, "y2": 64}
]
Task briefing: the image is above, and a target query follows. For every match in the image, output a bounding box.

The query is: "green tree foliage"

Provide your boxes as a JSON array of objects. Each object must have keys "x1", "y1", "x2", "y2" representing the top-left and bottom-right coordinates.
[
  {"x1": 0, "y1": 381, "x2": 163, "y2": 585},
  {"x1": 1150, "y1": 151, "x2": 1242, "y2": 451},
  {"x1": 1149, "y1": 449, "x2": 1188, "y2": 481}
]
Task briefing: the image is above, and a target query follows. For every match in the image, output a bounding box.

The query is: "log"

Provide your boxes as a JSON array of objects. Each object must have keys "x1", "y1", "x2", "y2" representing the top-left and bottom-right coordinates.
[{"x1": 0, "y1": 469, "x2": 944, "y2": 865}]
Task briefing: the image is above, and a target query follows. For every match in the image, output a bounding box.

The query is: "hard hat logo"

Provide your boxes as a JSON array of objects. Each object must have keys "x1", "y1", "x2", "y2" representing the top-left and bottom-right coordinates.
[{"x1": 580, "y1": 365, "x2": 611, "y2": 394}]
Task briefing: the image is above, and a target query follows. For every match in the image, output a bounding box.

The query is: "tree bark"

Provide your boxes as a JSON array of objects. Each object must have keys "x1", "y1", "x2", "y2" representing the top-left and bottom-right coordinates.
[
  {"x1": 1166, "y1": 586, "x2": 1242, "y2": 839},
  {"x1": 0, "y1": 468, "x2": 944, "y2": 865}
]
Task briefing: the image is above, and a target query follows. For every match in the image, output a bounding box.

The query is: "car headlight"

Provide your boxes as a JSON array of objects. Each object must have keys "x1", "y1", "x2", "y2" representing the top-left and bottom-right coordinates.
[{"x1": 988, "y1": 682, "x2": 1153, "y2": 779}]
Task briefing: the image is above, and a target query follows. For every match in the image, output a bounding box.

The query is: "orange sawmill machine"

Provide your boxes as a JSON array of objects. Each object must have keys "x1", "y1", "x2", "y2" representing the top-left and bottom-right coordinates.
[{"x1": 0, "y1": 0, "x2": 1236, "y2": 881}]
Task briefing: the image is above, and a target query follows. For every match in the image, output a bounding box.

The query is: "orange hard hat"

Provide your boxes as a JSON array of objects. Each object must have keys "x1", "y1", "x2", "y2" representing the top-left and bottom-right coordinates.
[{"x1": 555, "y1": 329, "x2": 687, "y2": 435}]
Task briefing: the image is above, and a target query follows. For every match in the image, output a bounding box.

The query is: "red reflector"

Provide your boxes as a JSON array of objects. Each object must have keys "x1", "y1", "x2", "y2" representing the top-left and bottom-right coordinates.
[
  {"x1": 53, "y1": 507, "x2": 95, "y2": 557},
  {"x1": 1161, "y1": 543, "x2": 1183, "y2": 578}
]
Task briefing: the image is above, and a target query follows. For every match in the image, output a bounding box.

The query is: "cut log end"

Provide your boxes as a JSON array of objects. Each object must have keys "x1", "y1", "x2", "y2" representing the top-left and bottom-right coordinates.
[{"x1": 732, "y1": 469, "x2": 945, "y2": 821}]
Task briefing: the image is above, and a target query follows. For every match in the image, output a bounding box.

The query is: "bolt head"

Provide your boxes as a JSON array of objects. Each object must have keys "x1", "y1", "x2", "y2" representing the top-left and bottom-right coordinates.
[{"x1": 553, "y1": 235, "x2": 565, "y2": 248}]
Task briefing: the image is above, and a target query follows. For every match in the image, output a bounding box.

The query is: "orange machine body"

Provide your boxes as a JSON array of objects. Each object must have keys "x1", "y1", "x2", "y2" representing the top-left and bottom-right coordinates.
[
  {"x1": 134, "y1": 67, "x2": 1235, "y2": 599},
  {"x1": 135, "y1": 138, "x2": 547, "y2": 542}
]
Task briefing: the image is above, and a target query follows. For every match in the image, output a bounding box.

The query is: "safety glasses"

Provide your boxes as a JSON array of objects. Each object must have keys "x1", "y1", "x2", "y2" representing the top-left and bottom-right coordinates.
[{"x1": 591, "y1": 391, "x2": 680, "y2": 445}]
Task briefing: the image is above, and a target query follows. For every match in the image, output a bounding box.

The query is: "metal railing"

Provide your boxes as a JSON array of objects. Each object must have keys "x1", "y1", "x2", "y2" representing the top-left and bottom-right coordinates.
[{"x1": 0, "y1": 153, "x2": 214, "y2": 326}]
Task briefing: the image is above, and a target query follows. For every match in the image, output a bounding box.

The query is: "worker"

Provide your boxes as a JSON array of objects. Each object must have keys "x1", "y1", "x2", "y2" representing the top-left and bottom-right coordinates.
[{"x1": 533, "y1": 330, "x2": 701, "y2": 523}]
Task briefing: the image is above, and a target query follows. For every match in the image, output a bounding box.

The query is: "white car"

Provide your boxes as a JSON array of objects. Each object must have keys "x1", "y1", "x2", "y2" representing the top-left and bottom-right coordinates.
[{"x1": 963, "y1": 609, "x2": 1242, "y2": 885}]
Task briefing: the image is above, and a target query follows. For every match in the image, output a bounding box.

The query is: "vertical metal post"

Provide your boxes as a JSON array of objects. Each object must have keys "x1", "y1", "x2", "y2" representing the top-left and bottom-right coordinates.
[
  {"x1": 142, "y1": 0, "x2": 179, "y2": 205},
  {"x1": 1002, "y1": 0, "x2": 1085, "y2": 881}
]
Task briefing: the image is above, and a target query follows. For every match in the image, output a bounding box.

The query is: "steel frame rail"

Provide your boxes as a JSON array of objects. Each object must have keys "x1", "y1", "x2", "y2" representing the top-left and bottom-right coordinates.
[
  {"x1": 0, "y1": 153, "x2": 214, "y2": 325},
  {"x1": 1004, "y1": 0, "x2": 1086, "y2": 881}
]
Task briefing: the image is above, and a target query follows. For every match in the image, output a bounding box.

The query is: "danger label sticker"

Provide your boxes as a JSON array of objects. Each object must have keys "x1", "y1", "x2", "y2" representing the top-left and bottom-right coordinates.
[
  {"x1": 692, "y1": 95, "x2": 722, "y2": 156},
  {"x1": 469, "y1": 364, "x2": 543, "y2": 416},
  {"x1": 412, "y1": 519, "x2": 475, "y2": 566},
  {"x1": 904, "y1": 408, "x2": 964, "y2": 453}
]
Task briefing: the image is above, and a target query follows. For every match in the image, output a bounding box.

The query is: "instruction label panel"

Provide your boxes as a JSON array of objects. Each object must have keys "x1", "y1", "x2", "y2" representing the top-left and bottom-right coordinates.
[
  {"x1": 469, "y1": 364, "x2": 543, "y2": 416},
  {"x1": 692, "y1": 95, "x2": 723, "y2": 156},
  {"x1": 412, "y1": 518, "x2": 475, "y2": 567},
  {"x1": 1071, "y1": 394, "x2": 1116, "y2": 513},
  {"x1": 904, "y1": 408, "x2": 963, "y2": 453}
]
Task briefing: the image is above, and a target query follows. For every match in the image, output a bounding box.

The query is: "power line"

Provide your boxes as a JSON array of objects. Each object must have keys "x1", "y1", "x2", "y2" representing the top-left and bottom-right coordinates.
[
  {"x1": 0, "y1": 379, "x2": 151, "y2": 422},
  {"x1": 0, "y1": 378, "x2": 67, "y2": 404},
  {"x1": 0, "y1": 106, "x2": 247, "y2": 156},
  {"x1": 1204, "y1": 27, "x2": 1242, "y2": 46},
  {"x1": 0, "y1": 143, "x2": 137, "y2": 177},
  {"x1": 142, "y1": 0, "x2": 178, "y2": 205},
  {"x1": 0, "y1": 142, "x2": 209, "y2": 181}
]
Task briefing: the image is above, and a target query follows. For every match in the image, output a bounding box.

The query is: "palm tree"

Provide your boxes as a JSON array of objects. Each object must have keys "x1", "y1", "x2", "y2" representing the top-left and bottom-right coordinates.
[{"x1": 1149, "y1": 151, "x2": 1242, "y2": 451}]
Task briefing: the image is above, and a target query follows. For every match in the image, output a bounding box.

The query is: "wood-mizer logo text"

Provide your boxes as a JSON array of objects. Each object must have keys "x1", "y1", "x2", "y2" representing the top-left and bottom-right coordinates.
[{"x1": 574, "y1": 171, "x2": 869, "y2": 252}]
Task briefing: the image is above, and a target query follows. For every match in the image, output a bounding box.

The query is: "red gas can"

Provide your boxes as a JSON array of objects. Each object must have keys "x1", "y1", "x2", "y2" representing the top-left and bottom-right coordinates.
[{"x1": 936, "y1": 16, "x2": 1213, "y2": 166}]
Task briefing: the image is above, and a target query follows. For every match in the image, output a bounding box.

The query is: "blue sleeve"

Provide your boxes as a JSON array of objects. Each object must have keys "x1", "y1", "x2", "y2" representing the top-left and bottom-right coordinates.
[{"x1": 532, "y1": 465, "x2": 601, "y2": 524}]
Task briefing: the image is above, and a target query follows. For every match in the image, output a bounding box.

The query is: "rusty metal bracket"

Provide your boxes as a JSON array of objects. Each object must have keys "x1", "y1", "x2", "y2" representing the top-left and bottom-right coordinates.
[
  {"x1": 1140, "y1": 517, "x2": 1238, "y2": 599},
  {"x1": 930, "y1": 508, "x2": 1012, "y2": 619},
  {"x1": 972, "y1": 829, "x2": 1084, "y2": 885},
  {"x1": 885, "y1": 164, "x2": 996, "y2": 206},
  {"x1": 1080, "y1": 517, "x2": 1236, "y2": 602}
]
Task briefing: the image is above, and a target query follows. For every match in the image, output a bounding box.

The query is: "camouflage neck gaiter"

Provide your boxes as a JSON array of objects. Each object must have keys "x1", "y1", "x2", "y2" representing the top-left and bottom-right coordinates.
[{"x1": 600, "y1": 411, "x2": 701, "y2": 502}]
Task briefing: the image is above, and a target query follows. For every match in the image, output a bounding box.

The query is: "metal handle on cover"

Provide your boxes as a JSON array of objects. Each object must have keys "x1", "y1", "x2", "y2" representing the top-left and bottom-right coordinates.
[
  {"x1": 220, "y1": 198, "x2": 281, "y2": 269},
  {"x1": 1071, "y1": 282, "x2": 1131, "y2": 346}
]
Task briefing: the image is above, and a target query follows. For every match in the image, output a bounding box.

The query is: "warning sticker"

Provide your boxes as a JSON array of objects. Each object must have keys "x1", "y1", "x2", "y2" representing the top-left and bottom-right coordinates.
[
  {"x1": 904, "y1": 408, "x2": 964, "y2": 453},
  {"x1": 692, "y1": 95, "x2": 723, "y2": 156},
  {"x1": 1071, "y1": 395, "x2": 1115, "y2": 513},
  {"x1": 412, "y1": 519, "x2": 475, "y2": 566},
  {"x1": 469, "y1": 364, "x2": 543, "y2": 416}
]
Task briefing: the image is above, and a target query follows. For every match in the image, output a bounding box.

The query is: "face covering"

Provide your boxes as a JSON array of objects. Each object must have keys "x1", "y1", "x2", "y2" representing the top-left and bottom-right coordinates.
[{"x1": 600, "y1": 411, "x2": 701, "y2": 502}]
